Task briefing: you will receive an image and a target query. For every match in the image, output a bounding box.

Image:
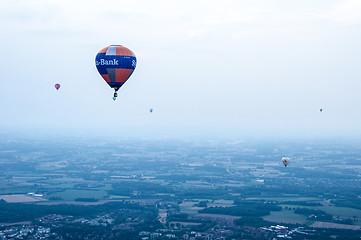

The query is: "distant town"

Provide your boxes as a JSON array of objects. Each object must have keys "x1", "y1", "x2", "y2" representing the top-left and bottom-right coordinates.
[{"x1": 1, "y1": 133, "x2": 361, "y2": 239}]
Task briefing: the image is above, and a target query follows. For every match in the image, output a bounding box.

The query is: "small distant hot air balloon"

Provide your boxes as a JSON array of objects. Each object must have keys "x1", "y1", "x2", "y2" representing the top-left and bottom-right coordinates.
[
  {"x1": 150, "y1": 108, "x2": 153, "y2": 113},
  {"x1": 282, "y1": 157, "x2": 290, "y2": 167},
  {"x1": 54, "y1": 83, "x2": 61, "y2": 90},
  {"x1": 95, "y1": 45, "x2": 137, "y2": 100},
  {"x1": 112, "y1": 97, "x2": 117, "y2": 101},
  {"x1": 320, "y1": 108, "x2": 323, "y2": 112}
]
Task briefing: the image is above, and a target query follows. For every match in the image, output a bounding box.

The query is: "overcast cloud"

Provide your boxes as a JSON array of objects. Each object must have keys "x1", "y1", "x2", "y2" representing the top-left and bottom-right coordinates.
[{"x1": 1, "y1": 0, "x2": 361, "y2": 137}]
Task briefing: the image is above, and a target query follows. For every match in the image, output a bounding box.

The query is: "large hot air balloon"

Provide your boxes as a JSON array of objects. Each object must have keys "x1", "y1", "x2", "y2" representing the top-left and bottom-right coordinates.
[
  {"x1": 282, "y1": 157, "x2": 290, "y2": 167},
  {"x1": 54, "y1": 83, "x2": 60, "y2": 90},
  {"x1": 95, "y1": 45, "x2": 137, "y2": 100}
]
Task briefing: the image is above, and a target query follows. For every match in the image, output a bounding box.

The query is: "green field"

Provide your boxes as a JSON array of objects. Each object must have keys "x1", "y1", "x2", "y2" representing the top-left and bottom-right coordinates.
[
  {"x1": 47, "y1": 189, "x2": 107, "y2": 201},
  {"x1": 108, "y1": 195, "x2": 131, "y2": 199},
  {"x1": 281, "y1": 205, "x2": 361, "y2": 218},
  {"x1": 179, "y1": 201, "x2": 199, "y2": 216},
  {"x1": 179, "y1": 199, "x2": 235, "y2": 216},
  {"x1": 263, "y1": 210, "x2": 307, "y2": 224},
  {"x1": 213, "y1": 199, "x2": 234, "y2": 205},
  {"x1": 246, "y1": 196, "x2": 320, "y2": 202},
  {"x1": 41, "y1": 183, "x2": 75, "y2": 189}
]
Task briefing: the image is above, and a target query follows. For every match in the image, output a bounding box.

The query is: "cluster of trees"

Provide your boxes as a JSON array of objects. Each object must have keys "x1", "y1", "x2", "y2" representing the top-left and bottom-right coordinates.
[
  {"x1": 195, "y1": 201, "x2": 208, "y2": 207},
  {"x1": 0, "y1": 200, "x2": 154, "y2": 223},
  {"x1": 167, "y1": 213, "x2": 189, "y2": 222},
  {"x1": 74, "y1": 198, "x2": 99, "y2": 202},
  {"x1": 294, "y1": 208, "x2": 332, "y2": 221},
  {"x1": 331, "y1": 199, "x2": 361, "y2": 210},
  {"x1": 177, "y1": 188, "x2": 229, "y2": 198},
  {"x1": 281, "y1": 201, "x2": 322, "y2": 206},
  {"x1": 234, "y1": 200, "x2": 282, "y2": 211},
  {"x1": 197, "y1": 200, "x2": 282, "y2": 217}
]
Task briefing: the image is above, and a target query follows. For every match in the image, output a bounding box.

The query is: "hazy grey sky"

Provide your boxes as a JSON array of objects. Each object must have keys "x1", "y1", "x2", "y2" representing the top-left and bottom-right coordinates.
[{"x1": 1, "y1": 0, "x2": 361, "y2": 137}]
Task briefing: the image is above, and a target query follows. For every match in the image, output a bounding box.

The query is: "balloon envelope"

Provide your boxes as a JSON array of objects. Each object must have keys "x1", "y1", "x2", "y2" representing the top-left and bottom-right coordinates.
[
  {"x1": 282, "y1": 157, "x2": 290, "y2": 167},
  {"x1": 95, "y1": 45, "x2": 137, "y2": 91},
  {"x1": 54, "y1": 83, "x2": 60, "y2": 90}
]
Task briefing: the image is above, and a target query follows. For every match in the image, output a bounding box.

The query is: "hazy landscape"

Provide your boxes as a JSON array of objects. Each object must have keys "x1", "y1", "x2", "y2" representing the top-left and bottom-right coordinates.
[
  {"x1": 2, "y1": 0, "x2": 361, "y2": 239},
  {"x1": 1, "y1": 131, "x2": 361, "y2": 239}
]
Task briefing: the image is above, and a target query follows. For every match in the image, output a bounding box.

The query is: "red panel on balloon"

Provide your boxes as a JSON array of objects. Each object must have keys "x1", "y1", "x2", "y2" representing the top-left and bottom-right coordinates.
[
  {"x1": 101, "y1": 74, "x2": 111, "y2": 83},
  {"x1": 116, "y1": 69, "x2": 132, "y2": 83},
  {"x1": 98, "y1": 46, "x2": 110, "y2": 53},
  {"x1": 115, "y1": 46, "x2": 134, "y2": 56}
]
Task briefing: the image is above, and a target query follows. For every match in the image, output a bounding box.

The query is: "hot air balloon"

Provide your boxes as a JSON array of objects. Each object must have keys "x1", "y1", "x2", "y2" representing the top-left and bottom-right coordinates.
[
  {"x1": 150, "y1": 108, "x2": 153, "y2": 113},
  {"x1": 320, "y1": 108, "x2": 323, "y2": 112},
  {"x1": 54, "y1": 83, "x2": 60, "y2": 90},
  {"x1": 282, "y1": 157, "x2": 290, "y2": 167},
  {"x1": 95, "y1": 45, "x2": 136, "y2": 100}
]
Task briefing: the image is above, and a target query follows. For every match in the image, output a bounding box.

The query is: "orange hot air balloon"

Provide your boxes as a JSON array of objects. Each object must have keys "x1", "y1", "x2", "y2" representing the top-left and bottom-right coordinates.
[{"x1": 95, "y1": 45, "x2": 137, "y2": 100}]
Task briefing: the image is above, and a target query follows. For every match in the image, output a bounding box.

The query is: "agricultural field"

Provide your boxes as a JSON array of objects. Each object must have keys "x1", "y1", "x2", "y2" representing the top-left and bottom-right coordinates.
[
  {"x1": 246, "y1": 196, "x2": 321, "y2": 202},
  {"x1": 311, "y1": 221, "x2": 361, "y2": 230},
  {"x1": 280, "y1": 205, "x2": 361, "y2": 218},
  {"x1": 46, "y1": 189, "x2": 107, "y2": 201},
  {"x1": 0, "y1": 194, "x2": 46, "y2": 203},
  {"x1": 1, "y1": 135, "x2": 361, "y2": 239},
  {"x1": 263, "y1": 209, "x2": 307, "y2": 224}
]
